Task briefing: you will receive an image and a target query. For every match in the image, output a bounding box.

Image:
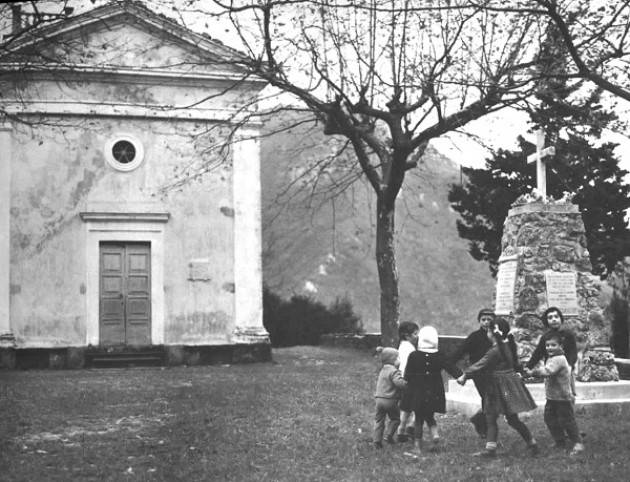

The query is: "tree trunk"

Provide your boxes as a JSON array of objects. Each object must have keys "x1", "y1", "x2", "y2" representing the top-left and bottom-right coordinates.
[{"x1": 376, "y1": 195, "x2": 400, "y2": 347}]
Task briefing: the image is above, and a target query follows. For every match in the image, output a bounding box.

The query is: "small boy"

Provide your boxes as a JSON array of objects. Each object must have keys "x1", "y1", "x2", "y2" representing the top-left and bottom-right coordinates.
[
  {"x1": 396, "y1": 321, "x2": 419, "y2": 442},
  {"x1": 526, "y1": 334, "x2": 584, "y2": 456},
  {"x1": 373, "y1": 346, "x2": 407, "y2": 448},
  {"x1": 450, "y1": 308, "x2": 494, "y2": 437}
]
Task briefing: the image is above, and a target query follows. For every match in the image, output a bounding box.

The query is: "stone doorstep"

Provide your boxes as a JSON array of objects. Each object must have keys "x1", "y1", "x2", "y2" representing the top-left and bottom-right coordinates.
[{"x1": 446, "y1": 379, "x2": 630, "y2": 418}]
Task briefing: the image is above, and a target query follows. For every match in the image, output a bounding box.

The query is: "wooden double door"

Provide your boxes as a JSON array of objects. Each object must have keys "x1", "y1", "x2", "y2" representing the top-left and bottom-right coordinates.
[{"x1": 99, "y1": 242, "x2": 151, "y2": 346}]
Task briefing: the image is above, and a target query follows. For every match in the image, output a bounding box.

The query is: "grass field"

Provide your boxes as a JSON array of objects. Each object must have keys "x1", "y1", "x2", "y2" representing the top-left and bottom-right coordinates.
[{"x1": 1, "y1": 346, "x2": 629, "y2": 481}]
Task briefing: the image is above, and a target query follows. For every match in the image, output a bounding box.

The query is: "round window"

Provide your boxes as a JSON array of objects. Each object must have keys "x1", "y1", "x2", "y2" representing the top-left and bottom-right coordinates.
[{"x1": 104, "y1": 134, "x2": 145, "y2": 171}]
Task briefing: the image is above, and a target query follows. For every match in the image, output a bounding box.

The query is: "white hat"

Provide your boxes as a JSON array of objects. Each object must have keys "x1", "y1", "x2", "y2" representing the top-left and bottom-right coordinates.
[{"x1": 418, "y1": 326, "x2": 438, "y2": 353}]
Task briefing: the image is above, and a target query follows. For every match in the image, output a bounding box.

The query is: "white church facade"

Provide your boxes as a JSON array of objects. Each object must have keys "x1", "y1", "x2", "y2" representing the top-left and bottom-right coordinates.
[{"x1": 0, "y1": 1, "x2": 270, "y2": 367}]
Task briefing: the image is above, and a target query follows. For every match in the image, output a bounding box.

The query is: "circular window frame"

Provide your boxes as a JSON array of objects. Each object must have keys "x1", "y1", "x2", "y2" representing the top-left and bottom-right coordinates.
[{"x1": 104, "y1": 134, "x2": 145, "y2": 172}]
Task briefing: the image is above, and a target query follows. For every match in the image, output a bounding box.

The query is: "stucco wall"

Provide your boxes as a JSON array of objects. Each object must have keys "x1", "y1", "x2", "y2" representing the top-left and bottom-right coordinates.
[{"x1": 10, "y1": 117, "x2": 237, "y2": 347}]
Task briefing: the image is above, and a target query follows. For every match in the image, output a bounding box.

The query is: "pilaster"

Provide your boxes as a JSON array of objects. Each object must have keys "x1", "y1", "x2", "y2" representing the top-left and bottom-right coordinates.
[
  {"x1": 231, "y1": 127, "x2": 269, "y2": 344},
  {"x1": 0, "y1": 121, "x2": 15, "y2": 347}
]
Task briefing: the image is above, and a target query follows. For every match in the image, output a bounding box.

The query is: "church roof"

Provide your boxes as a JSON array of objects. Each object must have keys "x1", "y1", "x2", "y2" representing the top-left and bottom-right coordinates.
[{"x1": 0, "y1": 0, "x2": 264, "y2": 84}]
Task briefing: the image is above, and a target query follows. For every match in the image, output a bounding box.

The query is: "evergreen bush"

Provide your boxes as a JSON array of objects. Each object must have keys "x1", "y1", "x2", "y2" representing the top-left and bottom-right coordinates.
[{"x1": 263, "y1": 287, "x2": 363, "y2": 347}]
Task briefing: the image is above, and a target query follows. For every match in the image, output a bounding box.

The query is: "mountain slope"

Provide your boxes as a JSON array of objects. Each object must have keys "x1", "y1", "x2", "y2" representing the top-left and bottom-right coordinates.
[{"x1": 260, "y1": 114, "x2": 495, "y2": 335}]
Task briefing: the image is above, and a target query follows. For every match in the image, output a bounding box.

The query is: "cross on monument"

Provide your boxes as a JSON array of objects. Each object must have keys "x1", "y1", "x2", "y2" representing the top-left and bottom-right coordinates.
[{"x1": 527, "y1": 130, "x2": 555, "y2": 201}]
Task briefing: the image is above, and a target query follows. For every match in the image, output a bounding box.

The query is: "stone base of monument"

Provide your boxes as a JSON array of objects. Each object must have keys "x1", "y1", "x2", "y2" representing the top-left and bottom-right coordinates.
[{"x1": 446, "y1": 379, "x2": 630, "y2": 418}]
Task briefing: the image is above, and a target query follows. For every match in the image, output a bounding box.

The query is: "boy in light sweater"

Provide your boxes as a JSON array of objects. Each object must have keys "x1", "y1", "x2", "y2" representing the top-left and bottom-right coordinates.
[
  {"x1": 373, "y1": 346, "x2": 407, "y2": 448},
  {"x1": 526, "y1": 334, "x2": 584, "y2": 456}
]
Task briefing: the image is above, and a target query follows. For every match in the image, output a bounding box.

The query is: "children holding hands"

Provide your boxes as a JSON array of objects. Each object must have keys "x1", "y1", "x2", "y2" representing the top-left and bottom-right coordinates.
[{"x1": 371, "y1": 316, "x2": 584, "y2": 459}]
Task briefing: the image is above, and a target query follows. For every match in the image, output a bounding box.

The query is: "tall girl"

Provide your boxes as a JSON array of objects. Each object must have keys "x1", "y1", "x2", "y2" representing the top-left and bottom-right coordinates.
[{"x1": 457, "y1": 318, "x2": 539, "y2": 457}]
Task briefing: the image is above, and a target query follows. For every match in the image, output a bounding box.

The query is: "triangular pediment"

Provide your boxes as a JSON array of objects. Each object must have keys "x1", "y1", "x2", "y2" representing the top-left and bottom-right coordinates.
[{"x1": 1, "y1": 1, "x2": 257, "y2": 81}]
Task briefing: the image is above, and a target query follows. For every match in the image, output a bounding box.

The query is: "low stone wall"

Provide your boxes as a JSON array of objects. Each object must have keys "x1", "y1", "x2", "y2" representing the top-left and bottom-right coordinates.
[
  {"x1": 320, "y1": 333, "x2": 382, "y2": 350},
  {"x1": 320, "y1": 333, "x2": 466, "y2": 356}
]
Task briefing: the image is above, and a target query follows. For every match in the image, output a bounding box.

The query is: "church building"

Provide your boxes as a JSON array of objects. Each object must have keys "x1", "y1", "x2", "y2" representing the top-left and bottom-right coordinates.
[{"x1": 0, "y1": 1, "x2": 270, "y2": 367}]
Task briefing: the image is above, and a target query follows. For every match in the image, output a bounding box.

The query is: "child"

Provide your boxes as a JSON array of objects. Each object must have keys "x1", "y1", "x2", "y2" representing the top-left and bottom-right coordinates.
[
  {"x1": 373, "y1": 346, "x2": 407, "y2": 448},
  {"x1": 526, "y1": 307, "x2": 578, "y2": 374},
  {"x1": 404, "y1": 326, "x2": 461, "y2": 454},
  {"x1": 457, "y1": 318, "x2": 538, "y2": 457},
  {"x1": 526, "y1": 334, "x2": 585, "y2": 455},
  {"x1": 450, "y1": 308, "x2": 494, "y2": 437},
  {"x1": 396, "y1": 321, "x2": 420, "y2": 442}
]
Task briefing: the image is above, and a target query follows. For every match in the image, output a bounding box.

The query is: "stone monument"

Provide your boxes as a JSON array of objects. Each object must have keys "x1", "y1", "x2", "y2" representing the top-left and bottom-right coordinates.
[{"x1": 495, "y1": 130, "x2": 618, "y2": 381}]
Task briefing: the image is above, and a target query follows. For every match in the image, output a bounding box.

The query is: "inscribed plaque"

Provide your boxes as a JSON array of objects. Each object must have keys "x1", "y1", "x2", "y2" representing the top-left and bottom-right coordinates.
[
  {"x1": 495, "y1": 257, "x2": 518, "y2": 315},
  {"x1": 188, "y1": 258, "x2": 212, "y2": 281},
  {"x1": 544, "y1": 270, "x2": 578, "y2": 315}
]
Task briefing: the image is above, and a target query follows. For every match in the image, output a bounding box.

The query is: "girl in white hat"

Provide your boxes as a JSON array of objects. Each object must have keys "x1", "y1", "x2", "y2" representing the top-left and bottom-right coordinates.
[{"x1": 404, "y1": 326, "x2": 462, "y2": 455}]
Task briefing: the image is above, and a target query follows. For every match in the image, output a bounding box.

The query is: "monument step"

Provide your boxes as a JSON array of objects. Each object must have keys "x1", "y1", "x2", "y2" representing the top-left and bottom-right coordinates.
[
  {"x1": 447, "y1": 379, "x2": 630, "y2": 400},
  {"x1": 446, "y1": 379, "x2": 630, "y2": 417}
]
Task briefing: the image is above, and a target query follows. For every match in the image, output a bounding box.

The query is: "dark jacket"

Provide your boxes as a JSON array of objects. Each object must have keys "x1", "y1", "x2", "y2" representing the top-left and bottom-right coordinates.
[
  {"x1": 404, "y1": 350, "x2": 461, "y2": 414},
  {"x1": 451, "y1": 328, "x2": 493, "y2": 366},
  {"x1": 526, "y1": 328, "x2": 578, "y2": 370},
  {"x1": 450, "y1": 328, "x2": 493, "y2": 396}
]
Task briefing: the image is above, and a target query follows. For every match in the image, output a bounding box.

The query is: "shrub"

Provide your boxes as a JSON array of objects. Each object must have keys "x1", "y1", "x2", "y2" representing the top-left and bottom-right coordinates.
[{"x1": 263, "y1": 287, "x2": 363, "y2": 347}]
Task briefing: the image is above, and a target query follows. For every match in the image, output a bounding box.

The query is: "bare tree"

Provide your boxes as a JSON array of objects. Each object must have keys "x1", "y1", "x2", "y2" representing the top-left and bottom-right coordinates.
[
  {"x1": 532, "y1": 0, "x2": 630, "y2": 102},
  {"x1": 171, "y1": 0, "x2": 549, "y2": 345}
]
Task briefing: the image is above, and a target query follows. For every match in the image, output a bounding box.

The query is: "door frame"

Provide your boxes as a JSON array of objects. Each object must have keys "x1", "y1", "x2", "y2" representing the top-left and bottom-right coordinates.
[{"x1": 81, "y1": 212, "x2": 168, "y2": 346}]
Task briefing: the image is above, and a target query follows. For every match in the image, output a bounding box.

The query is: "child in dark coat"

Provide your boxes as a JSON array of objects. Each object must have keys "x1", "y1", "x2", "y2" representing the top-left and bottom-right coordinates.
[
  {"x1": 450, "y1": 308, "x2": 494, "y2": 437},
  {"x1": 404, "y1": 326, "x2": 461, "y2": 454},
  {"x1": 397, "y1": 321, "x2": 419, "y2": 442},
  {"x1": 373, "y1": 346, "x2": 407, "y2": 448},
  {"x1": 526, "y1": 334, "x2": 585, "y2": 455},
  {"x1": 457, "y1": 318, "x2": 538, "y2": 457}
]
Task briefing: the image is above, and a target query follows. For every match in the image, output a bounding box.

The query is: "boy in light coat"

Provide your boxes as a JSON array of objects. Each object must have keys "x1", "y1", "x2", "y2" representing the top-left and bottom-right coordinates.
[
  {"x1": 373, "y1": 347, "x2": 407, "y2": 448},
  {"x1": 526, "y1": 334, "x2": 584, "y2": 456}
]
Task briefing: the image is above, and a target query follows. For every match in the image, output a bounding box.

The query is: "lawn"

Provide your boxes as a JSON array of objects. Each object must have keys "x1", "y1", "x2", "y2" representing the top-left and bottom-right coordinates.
[{"x1": 1, "y1": 345, "x2": 628, "y2": 481}]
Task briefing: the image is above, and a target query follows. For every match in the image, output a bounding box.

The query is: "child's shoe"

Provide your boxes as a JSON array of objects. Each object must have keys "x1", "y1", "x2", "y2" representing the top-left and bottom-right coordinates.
[
  {"x1": 373, "y1": 441, "x2": 383, "y2": 449},
  {"x1": 474, "y1": 442, "x2": 497, "y2": 457},
  {"x1": 413, "y1": 439, "x2": 422, "y2": 455},
  {"x1": 406, "y1": 425, "x2": 415, "y2": 438},
  {"x1": 429, "y1": 425, "x2": 440, "y2": 444},
  {"x1": 396, "y1": 432, "x2": 408, "y2": 443},
  {"x1": 527, "y1": 441, "x2": 539, "y2": 456},
  {"x1": 472, "y1": 448, "x2": 496, "y2": 458},
  {"x1": 569, "y1": 442, "x2": 585, "y2": 456},
  {"x1": 385, "y1": 434, "x2": 396, "y2": 444}
]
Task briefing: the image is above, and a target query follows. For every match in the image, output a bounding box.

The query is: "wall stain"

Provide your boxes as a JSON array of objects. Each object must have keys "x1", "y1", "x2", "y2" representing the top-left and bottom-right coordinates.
[
  {"x1": 220, "y1": 206, "x2": 234, "y2": 218},
  {"x1": 27, "y1": 163, "x2": 104, "y2": 255},
  {"x1": 168, "y1": 311, "x2": 229, "y2": 339},
  {"x1": 70, "y1": 169, "x2": 97, "y2": 205},
  {"x1": 222, "y1": 282, "x2": 235, "y2": 293}
]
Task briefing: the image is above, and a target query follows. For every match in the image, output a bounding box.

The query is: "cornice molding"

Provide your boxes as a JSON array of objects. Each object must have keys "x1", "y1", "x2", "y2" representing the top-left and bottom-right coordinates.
[
  {"x1": 79, "y1": 212, "x2": 170, "y2": 223},
  {"x1": 0, "y1": 62, "x2": 267, "y2": 87},
  {"x1": 2, "y1": 101, "x2": 263, "y2": 125}
]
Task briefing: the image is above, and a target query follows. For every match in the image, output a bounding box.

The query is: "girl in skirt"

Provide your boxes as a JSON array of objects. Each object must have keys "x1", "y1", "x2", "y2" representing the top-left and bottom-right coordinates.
[{"x1": 457, "y1": 317, "x2": 538, "y2": 457}]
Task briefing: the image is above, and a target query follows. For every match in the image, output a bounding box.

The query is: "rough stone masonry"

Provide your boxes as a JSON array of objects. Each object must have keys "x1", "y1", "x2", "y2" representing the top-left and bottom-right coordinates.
[{"x1": 496, "y1": 198, "x2": 618, "y2": 381}]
